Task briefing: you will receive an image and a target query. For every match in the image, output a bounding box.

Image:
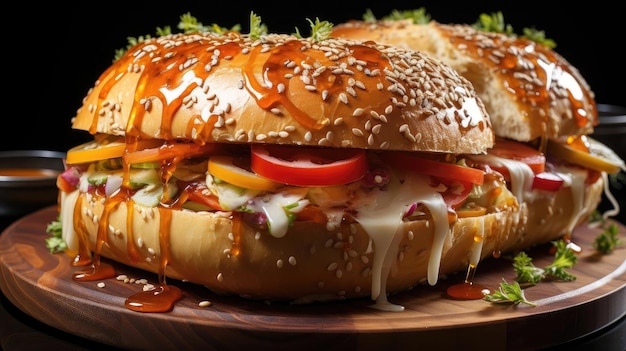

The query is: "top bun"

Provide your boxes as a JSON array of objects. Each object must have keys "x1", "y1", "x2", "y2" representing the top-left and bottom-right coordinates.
[
  {"x1": 72, "y1": 31, "x2": 493, "y2": 154},
  {"x1": 332, "y1": 20, "x2": 598, "y2": 143}
]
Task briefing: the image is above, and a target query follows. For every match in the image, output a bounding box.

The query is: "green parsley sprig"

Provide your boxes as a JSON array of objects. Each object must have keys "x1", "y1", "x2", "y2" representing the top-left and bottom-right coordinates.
[
  {"x1": 473, "y1": 11, "x2": 514, "y2": 35},
  {"x1": 362, "y1": 8, "x2": 430, "y2": 24},
  {"x1": 293, "y1": 18, "x2": 333, "y2": 42},
  {"x1": 382, "y1": 8, "x2": 431, "y2": 24},
  {"x1": 45, "y1": 215, "x2": 67, "y2": 254},
  {"x1": 483, "y1": 279, "x2": 536, "y2": 306},
  {"x1": 484, "y1": 239, "x2": 577, "y2": 305},
  {"x1": 522, "y1": 27, "x2": 556, "y2": 49},
  {"x1": 514, "y1": 239, "x2": 577, "y2": 284},
  {"x1": 113, "y1": 12, "x2": 242, "y2": 62},
  {"x1": 473, "y1": 11, "x2": 556, "y2": 48},
  {"x1": 248, "y1": 12, "x2": 268, "y2": 39},
  {"x1": 588, "y1": 199, "x2": 625, "y2": 255},
  {"x1": 593, "y1": 223, "x2": 622, "y2": 254}
]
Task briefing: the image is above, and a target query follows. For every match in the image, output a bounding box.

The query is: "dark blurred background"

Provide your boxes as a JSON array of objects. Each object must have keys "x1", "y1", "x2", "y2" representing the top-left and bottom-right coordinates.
[{"x1": 4, "y1": 1, "x2": 623, "y2": 153}]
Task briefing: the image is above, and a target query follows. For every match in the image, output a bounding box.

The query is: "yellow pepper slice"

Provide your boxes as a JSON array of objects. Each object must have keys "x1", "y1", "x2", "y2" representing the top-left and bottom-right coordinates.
[
  {"x1": 547, "y1": 137, "x2": 625, "y2": 174},
  {"x1": 66, "y1": 135, "x2": 163, "y2": 165},
  {"x1": 208, "y1": 155, "x2": 280, "y2": 191}
]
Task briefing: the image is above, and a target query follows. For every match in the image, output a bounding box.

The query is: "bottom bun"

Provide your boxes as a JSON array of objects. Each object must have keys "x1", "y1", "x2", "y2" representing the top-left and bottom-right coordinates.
[{"x1": 60, "y1": 174, "x2": 603, "y2": 303}]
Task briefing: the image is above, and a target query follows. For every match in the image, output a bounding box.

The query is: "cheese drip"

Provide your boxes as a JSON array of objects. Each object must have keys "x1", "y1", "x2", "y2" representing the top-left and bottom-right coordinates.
[
  {"x1": 354, "y1": 173, "x2": 449, "y2": 311},
  {"x1": 553, "y1": 165, "x2": 589, "y2": 236},
  {"x1": 473, "y1": 153, "x2": 593, "y2": 238},
  {"x1": 471, "y1": 154, "x2": 534, "y2": 202}
]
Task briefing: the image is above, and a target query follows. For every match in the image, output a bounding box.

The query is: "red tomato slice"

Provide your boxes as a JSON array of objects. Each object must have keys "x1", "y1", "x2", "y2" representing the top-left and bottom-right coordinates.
[
  {"x1": 488, "y1": 138, "x2": 546, "y2": 177},
  {"x1": 531, "y1": 172, "x2": 564, "y2": 191},
  {"x1": 250, "y1": 145, "x2": 368, "y2": 187},
  {"x1": 386, "y1": 152, "x2": 485, "y2": 185},
  {"x1": 481, "y1": 139, "x2": 565, "y2": 192}
]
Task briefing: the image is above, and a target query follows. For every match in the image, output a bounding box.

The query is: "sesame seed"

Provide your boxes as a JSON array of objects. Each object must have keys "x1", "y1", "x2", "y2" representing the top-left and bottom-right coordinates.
[
  {"x1": 339, "y1": 93, "x2": 349, "y2": 104},
  {"x1": 352, "y1": 108, "x2": 365, "y2": 117}
]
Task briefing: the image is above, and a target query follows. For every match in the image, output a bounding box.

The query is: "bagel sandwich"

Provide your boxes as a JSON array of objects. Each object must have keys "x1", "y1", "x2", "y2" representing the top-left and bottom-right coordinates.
[{"x1": 54, "y1": 18, "x2": 526, "y2": 311}]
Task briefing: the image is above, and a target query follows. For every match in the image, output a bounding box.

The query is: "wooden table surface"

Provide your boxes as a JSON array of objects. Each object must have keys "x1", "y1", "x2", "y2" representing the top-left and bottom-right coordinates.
[{"x1": 1, "y1": 206, "x2": 625, "y2": 351}]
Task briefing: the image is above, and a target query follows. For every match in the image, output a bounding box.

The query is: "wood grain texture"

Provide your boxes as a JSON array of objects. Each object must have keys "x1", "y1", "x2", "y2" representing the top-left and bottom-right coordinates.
[{"x1": 1, "y1": 206, "x2": 625, "y2": 351}]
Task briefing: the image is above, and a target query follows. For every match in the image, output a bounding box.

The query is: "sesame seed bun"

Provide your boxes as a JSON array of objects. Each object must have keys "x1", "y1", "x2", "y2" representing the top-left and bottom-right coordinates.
[
  {"x1": 332, "y1": 19, "x2": 616, "y2": 249},
  {"x1": 72, "y1": 31, "x2": 493, "y2": 154},
  {"x1": 331, "y1": 20, "x2": 597, "y2": 143}
]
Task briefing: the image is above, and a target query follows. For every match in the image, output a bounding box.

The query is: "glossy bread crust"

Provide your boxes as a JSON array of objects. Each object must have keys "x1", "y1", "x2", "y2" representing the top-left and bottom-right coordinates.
[
  {"x1": 332, "y1": 20, "x2": 598, "y2": 143},
  {"x1": 72, "y1": 32, "x2": 493, "y2": 154}
]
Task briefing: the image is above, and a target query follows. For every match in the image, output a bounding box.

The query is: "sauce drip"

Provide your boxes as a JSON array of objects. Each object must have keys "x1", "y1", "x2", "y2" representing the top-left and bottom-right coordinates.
[
  {"x1": 73, "y1": 262, "x2": 116, "y2": 281},
  {"x1": 447, "y1": 217, "x2": 490, "y2": 300},
  {"x1": 446, "y1": 264, "x2": 490, "y2": 300},
  {"x1": 71, "y1": 195, "x2": 95, "y2": 266},
  {"x1": 125, "y1": 285, "x2": 183, "y2": 313},
  {"x1": 70, "y1": 161, "x2": 184, "y2": 312}
]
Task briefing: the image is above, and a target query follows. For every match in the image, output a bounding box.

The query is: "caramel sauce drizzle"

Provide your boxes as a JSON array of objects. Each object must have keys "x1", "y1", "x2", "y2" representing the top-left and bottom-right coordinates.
[
  {"x1": 72, "y1": 191, "x2": 122, "y2": 281},
  {"x1": 242, "y1": 40, "x2": 332, "y2": 131},
  {"x1": 70, "y1": 194, "x2": 94, "y2": 267}
]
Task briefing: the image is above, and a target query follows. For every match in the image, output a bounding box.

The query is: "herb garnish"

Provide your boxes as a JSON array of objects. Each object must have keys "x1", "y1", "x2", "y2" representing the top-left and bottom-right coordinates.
[
  {"x1": 483, "y1": 239, "x2": 577, "y2": 305},
  {"x1": 45, "y1": 215, "x2": 67, "y2": 254},
  {"x1": 362, "y1": 7, "x2": 431, "y2": 24},
  {"x1": 514, "y1": 239, "x2": 577, "y2": 284},
  {"x1": 382, "y1": 8, "x2": 431, "y2": 24},
  {"x1": 113, "y1": 12, "x2": 242, "y2": 61},
  {"x1": 248, "y1": 12, "x2": 268, "y2": 39},
  {"x1": 473, "y1": 11, "x2": 556, "y2": 48},
  {"x1": 473, "y1": 12, "x2": 514, "y2": 35},
  {"x1": 293, "y1": 18, "x2": 333, "y2": 41},
  {"x1": 363, "y1": 8, "x2": 556, "y2": 49},
  {"x1": 588, "y1": 209, "x2": 623, "y2": 254},
  {"x1": 593, "y1": 223, "x2": 622, "y2": 254},
  {"x1": 483, "y1": 279, "x2": 536, "y2": 306}
]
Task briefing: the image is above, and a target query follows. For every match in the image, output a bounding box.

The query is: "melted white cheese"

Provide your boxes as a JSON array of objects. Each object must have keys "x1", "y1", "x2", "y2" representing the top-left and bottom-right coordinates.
[
  {"x1": 471, "y1": 154, "x2": 534, "y2": 202},
  {"x1": 553, "y1": 164, "x2": 589, "y2": 235},
  {"x1": 474, "y1": 153, "x2": 594, "y2": 237},
  {"x1": 469, "y1": 216, "x2": 485, "y2": 266},
  {"x1": 353, "y1": 172, "x2": 449, "y2": 311},
  {"x1": 600, "y1": 172, "x2": 621, "y2": 220},
  {"x1": 245, "y1": 189, "x2": 310, "y2": 238},
  {"x1": 60, "y1": 190, "x2": 80, "y2": 252}
]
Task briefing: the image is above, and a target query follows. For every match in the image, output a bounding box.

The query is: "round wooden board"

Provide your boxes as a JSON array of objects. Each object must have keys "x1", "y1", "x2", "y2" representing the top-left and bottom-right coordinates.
[{"x1": 1, "y1": 206, "x2": 625, "y2": 351}]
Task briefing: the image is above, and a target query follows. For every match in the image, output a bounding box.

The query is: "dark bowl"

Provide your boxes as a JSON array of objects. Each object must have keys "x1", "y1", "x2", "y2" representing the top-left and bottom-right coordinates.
[
  {"x1": 0, "y1": 150, "x2": 66, "y2": 218},
  {"x1": 595, "y1": 104, "x2": 626, "y2": 160},
  {"x1": 593, "y1": 104, "x2": 626, "y2": 224}
]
